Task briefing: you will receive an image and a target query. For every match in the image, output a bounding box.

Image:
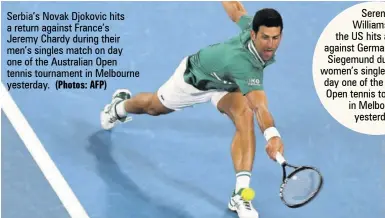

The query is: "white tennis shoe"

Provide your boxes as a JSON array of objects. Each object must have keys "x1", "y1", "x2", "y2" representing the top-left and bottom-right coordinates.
[
  {"x1": 100, "y1": 89, "x2": 132, "y2": 130},
  {"x1": 228, "y1": 189, "x2": 259, "y2": 218}
]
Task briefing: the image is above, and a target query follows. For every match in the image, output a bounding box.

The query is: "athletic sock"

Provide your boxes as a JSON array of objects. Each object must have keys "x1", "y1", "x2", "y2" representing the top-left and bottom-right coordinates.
[
  {"x1": 115, "y1": 100, "x2": 127, "y2": 118},
  {"x1": 235, "y1": 171, "x2": 251, "y2": 194}
]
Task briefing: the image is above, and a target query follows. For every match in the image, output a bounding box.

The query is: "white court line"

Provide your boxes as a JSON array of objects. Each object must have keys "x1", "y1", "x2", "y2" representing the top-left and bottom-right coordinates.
[
  {"x1": 0, "y1": 83, "x2": 90, "y2": 218},
  {"x1": 0, "y1": 86, "x2": 3, "y2": 218}
]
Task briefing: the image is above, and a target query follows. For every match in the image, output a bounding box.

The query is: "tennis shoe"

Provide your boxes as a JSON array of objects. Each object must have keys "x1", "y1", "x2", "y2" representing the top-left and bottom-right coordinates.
[
  {"x1": 101, "y1": 89, "x2": 132, "y2": 130},
  {"x1": 228, "y1": 188, "x2": 259, "y2": 218}
]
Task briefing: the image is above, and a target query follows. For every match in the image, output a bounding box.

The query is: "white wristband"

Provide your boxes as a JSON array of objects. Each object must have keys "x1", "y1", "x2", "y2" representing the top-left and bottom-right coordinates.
[{"x1": 263, "y1": 127, "x2": 281, "y2": 141}]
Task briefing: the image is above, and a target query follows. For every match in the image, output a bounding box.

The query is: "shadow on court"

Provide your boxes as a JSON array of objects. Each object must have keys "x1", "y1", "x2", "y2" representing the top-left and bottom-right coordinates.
[
  {"x1": 87, "y1": 130, "x2": 193, "y2": 218},
  {"x1": 87, "y1": 130, "x2": 238, "y2": 218}
]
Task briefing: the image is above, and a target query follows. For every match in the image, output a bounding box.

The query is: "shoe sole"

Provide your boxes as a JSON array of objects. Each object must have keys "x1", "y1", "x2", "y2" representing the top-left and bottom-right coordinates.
[
  {"x1": 100, "y1": 110, "x2": 114, "y2": 130},
  {"x1": 228, "y1": 200, "x2": 259, "y2": 218}
]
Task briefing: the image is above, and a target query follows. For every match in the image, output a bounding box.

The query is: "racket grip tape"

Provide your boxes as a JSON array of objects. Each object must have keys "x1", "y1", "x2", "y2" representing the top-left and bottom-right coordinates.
[{"x1": 275, "y1": 152, "x2": 286, "y2": 165}]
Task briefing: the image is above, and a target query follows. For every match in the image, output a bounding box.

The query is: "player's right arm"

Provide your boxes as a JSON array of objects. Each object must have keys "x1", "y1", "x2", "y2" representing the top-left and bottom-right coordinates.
[
  {"x1": 245, "y1": 90, "x2": 284, "y2": 161},
  {"x1": 230, "y1": 60, "x2": 283, "y2": 161},
  {"x1": 222, "y1": 1, "x2": 247, "y2": 23}
]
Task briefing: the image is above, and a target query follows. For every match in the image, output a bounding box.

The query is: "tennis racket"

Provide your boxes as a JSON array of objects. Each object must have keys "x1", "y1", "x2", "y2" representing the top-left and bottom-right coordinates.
[{"x1": 275, "y1": 152, "x2": 323, "y2": 208}]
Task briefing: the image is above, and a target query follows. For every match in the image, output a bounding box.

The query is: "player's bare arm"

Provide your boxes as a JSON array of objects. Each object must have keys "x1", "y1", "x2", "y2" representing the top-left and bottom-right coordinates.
[
  {"x1": 245, "y1": 90, "x2": 284, "y2": 161},
  {"x1": 222, "y1": 1, "x2": 247, "y2": 23}
]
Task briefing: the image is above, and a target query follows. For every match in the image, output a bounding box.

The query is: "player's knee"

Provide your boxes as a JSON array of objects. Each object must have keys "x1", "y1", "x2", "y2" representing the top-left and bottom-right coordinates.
[
  {"x1": 147, "y1": 107, "x2": 162, "y2": 116},
  {"x1": 147, "y1": 101, "x2": 163, "y2": 116},
  {"x1": 232, "y1": 106, "x2": 254, "y2": 131},
  {"x1": 147, "y1": 94, "x2": 172, "y2": 116}
]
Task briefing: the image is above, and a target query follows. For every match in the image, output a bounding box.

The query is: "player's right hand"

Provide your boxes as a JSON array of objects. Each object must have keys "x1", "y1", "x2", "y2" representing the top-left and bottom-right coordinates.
[{"x1": 265, "y1": 136, "x2": 284, "y2": 161}]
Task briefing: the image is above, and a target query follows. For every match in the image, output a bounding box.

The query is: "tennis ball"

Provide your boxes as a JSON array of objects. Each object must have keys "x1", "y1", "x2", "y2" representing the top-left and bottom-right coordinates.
[{"x1": 241, "y1": 188, "x2": 255, "y2": 201}]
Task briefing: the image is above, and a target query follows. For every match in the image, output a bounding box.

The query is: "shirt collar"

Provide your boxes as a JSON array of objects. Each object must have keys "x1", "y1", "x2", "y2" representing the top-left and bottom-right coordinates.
[
  {"x1": 248, "y1": 40, "x2": 276, "y2": 67},
  {"x1": 248, "y1": 40, "x2": 265, "y2": 65}
]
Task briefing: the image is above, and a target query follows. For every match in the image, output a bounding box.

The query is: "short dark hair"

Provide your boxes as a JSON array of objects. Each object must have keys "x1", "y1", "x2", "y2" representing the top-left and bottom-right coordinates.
[{"x1": 252, "y1": 8, "x2": 283, "y2": 33}]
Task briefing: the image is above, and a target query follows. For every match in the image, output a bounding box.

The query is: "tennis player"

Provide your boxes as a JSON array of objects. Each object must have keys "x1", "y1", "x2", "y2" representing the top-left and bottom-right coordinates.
[{"x1": 101, "y1": 1, "x2": 284, "y2": 217}]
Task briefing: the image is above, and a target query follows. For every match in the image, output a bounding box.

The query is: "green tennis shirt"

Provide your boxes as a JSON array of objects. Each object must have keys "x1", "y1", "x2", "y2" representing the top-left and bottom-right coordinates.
[{"x1": 184, "y1": 15, "x2": 276, "y2": 95}]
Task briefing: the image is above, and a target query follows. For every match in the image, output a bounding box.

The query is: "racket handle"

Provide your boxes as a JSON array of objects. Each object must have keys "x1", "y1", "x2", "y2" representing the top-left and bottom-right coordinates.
[{"x1": 275, "y1": 152, "x2": 286, "y2": 165}]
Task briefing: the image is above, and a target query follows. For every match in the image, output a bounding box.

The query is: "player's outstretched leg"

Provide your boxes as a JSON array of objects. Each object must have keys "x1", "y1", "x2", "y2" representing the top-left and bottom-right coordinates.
[
  {"x1": 217, "y1": 91, "x2": 259, "y2": 218},
  {"x1": 101, "y1": 89, "x2": 173, "y2": 130}
]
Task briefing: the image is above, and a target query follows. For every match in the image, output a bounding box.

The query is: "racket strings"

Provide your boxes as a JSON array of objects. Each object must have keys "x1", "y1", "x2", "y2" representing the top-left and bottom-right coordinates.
[{"x1": 281, "y1": 168, "x2": 322, "y2": 205}]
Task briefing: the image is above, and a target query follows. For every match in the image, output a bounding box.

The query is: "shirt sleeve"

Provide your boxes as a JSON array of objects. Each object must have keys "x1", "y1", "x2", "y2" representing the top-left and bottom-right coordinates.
[
  {"x1": 229, "y1": 60, "x2": 264, "y2": 95},
  {"x1": 235, "y1": 74, "x2": 264, "y2": 95},
  {"x1": 236, "y1": 15, "x2": 253, "y2": 31}
]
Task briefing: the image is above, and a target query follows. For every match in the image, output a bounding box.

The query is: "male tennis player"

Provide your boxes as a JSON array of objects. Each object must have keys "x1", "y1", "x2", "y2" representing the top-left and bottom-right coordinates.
[{"x1": 101, "y1": 1, "x2": 284, "y2": 218}]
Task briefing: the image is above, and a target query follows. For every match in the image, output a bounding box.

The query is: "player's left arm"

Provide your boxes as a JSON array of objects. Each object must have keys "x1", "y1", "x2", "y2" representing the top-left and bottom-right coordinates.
[
  {"x1": 245, "y1": 89, "x2": 284, "y2": 161},
  {"x1": 222, "y1": 1, "x2": 247, "y2": 23}
]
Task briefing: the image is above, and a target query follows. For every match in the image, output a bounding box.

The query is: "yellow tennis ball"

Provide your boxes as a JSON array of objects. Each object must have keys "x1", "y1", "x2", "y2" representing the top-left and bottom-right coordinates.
[{"x1": 241, "y1": 188, "x2": 255, "y2": 201}]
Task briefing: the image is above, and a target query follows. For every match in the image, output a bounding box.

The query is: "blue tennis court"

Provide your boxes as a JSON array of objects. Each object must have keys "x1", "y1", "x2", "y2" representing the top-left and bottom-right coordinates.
[{"x1": 2, "y1": 1, "x2": 384, "y2": 218}]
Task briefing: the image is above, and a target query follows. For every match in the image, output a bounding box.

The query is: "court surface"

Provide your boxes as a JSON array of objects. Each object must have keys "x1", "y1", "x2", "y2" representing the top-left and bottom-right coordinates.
[{"x1": 2, "y1": 1, "x2": 385, "y2": 218}]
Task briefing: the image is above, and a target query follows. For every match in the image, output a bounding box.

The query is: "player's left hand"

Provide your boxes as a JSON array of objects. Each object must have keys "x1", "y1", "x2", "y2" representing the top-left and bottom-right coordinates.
[{"x1": 265, "y1": 137, "x2": 284, "y2": 161}]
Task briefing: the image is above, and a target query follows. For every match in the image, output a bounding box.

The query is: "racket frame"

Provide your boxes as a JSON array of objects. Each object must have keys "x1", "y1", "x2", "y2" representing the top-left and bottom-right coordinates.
[
  {"x1": 279, "y1": 162, "x2": 324, "y2": 208},
  {"x1": 275, "y1": 152, "x2": 323, "y2": 208}
]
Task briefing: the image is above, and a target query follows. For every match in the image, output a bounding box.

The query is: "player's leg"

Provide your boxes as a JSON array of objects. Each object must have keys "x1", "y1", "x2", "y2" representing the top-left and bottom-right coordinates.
[
  {"x1": 217, "y1": 91, "x2": 255, "y2": 189},
  {"x1": 99, "y1": 90, "x2": 173, "y2": 130},
  {"x1": 100, "y1": 56, "x2": 201, "y2": 130},
  {"x1": 119, "y1": 56, "x2": 200, "y2": 116},
  {"x1": 117, "y1": 91, "x2": 173, "y2": 116},
  {"x1": 100, "y1": 88, "x2": 175, "y2": 130},
  {"x1": 215, "y1": 91, "x2": 259, "y2": 218}
]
